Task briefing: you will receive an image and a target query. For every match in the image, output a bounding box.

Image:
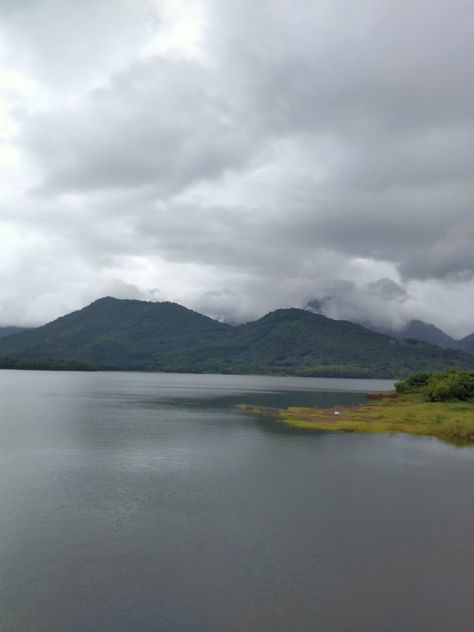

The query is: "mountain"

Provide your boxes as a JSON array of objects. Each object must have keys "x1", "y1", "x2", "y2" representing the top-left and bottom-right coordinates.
[
  {"x1": 0, "y1": 297, "x2": 229, "y2": 369},
  {"x1": 352, "y1": 317, "x2": 469, "y2": 352},
  {"x1": 164, "y1": 308, "x2": 474, "y2": 377},
  {"x1": 396, "y1": 320, "x2": 457, "y2": 349},
  {"x1": 377, "y1": 319, "x2": 474, "y2": 354},
  {"x1": 304, "y1": 301, "x2": 472, "y2": 352},
  {"x1": 0, "y1": 326, "x2": 28, "y2": 339},
  {"x1": 458, "y1": 333, "x2": 474, "y2": 355},
  {"x1": 1, "y1": 297, "x2": 473, "y2": 378}
]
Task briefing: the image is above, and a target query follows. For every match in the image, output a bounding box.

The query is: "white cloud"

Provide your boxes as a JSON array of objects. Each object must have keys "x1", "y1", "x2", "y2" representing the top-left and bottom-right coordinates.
[{"x1": 0, "y1": 0, "x2": 473, "y2": 337}]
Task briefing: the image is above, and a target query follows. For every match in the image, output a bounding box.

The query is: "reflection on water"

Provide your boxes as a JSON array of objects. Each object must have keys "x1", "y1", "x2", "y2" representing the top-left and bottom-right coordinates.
[{"x1": 0, "y1": 370, "x2": 473, "y2": 632}]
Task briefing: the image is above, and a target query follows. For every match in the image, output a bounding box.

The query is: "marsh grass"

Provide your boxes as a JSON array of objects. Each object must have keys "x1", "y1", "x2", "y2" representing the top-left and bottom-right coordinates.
[{"x1": 239, "y1": 393, "x2": 474, "y2": 445}]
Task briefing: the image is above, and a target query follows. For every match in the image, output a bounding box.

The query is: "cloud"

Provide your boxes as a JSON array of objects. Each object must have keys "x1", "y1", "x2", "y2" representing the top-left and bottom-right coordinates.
[
  {"x1": 367, "y1": 278, "x2": 408, "y2": 302},
  {"x1": 23, "y1": 57, "x2": 255, "y2": 194},
  {"x1": 0, "y1": 0, "x2": 160, "y2": 89},
  {"x1": 0, "y1": 0, "x2": 473, "y2": 336}
]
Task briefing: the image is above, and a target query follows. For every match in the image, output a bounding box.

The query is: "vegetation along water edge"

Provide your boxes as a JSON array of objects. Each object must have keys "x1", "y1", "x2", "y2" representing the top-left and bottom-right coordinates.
[{"x1": 239, "y1": 371, "x2": 474, "y2": 445}]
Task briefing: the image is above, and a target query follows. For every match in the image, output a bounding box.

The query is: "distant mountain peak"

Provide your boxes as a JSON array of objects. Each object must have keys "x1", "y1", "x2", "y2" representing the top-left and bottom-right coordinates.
[
  {"x1": 0, "y1": 298, "x2": 472, "y2": 377},
  {"x1": 458, "y1": 333, "x2": 474, "y2": 355},
  {"x1": 400, "y1": 319, "x2": 456, "y2": 349}
]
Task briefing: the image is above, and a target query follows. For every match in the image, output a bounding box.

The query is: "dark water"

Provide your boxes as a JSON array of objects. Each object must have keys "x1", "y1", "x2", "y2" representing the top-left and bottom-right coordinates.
[{"x1": 0, "y1": 371, "x2": 473, "y2": 632}]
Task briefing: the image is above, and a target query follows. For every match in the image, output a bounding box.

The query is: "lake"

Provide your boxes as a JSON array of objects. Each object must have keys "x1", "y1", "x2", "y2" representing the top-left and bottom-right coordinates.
[{"x1": 0, "y1": 370, "x2": 473, "y2": 631}]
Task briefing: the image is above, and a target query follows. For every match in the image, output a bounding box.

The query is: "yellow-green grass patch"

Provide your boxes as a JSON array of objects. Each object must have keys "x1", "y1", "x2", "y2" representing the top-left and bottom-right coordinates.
[{"x1": 238, "y1": 395, "x2": 474, "y2": 445}]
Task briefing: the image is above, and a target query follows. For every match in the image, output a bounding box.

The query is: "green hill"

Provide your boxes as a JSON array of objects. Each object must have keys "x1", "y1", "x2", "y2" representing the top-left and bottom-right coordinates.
[
  {"x1": 0, "y1": 298, "x2": 473, "y2": 378},
  {"x1": 0, "y1": 297, "x2": 229, "y2": 369},
  {"x1": 155, "y1": 308, "x2": 474, "y2": 378}
]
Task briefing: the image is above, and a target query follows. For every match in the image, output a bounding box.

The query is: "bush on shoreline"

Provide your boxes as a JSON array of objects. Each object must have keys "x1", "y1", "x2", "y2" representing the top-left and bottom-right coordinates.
[{"x1": 396, "y1": 370, "x2": 474, "y2": 402}]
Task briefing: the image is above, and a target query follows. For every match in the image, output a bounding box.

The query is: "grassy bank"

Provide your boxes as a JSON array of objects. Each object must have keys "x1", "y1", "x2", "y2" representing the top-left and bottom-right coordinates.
[{"x1": 239, "y1": 371, "x2": 474, "y2": 445}]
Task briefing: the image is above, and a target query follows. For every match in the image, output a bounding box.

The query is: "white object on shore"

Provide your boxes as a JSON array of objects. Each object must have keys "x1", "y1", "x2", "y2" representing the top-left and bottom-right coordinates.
[{"x1": 334, "y1": 411, "x2": 341, "y2": 415}]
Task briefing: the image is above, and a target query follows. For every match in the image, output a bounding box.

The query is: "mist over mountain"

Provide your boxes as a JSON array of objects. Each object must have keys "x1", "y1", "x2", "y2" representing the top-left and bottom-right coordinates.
[
  {"x1": 304, "y1": 297, "x2": 474, "y2": 351},
  {"x1": 373, "y1": 320, "x2": 474, "y2": 356},
  {"x1": 1, "y1": 297, "x2": 473, "y2": 379},
  {"x1": 1, "y1": 0, "x2": 474, "y2": 335},
  {"x1": 389, "y1": 320, "x2": 456, "y2": 348}
]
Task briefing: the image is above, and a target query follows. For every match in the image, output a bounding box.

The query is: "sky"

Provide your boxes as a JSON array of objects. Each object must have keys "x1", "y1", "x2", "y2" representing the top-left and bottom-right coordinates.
[{"x1": 0, "y1": 0, "x2": 473, "y2": 336}]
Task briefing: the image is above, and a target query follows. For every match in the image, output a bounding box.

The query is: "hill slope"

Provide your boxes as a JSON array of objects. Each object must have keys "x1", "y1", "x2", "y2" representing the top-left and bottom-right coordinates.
[
  {"x1": 458, "y1": 333, "x2": 474, "y2": 355},
  {"x1": 1, "y1": 299, "x2": 473, "y2": 378},
  {"x1": 158, "y1": 308, "x2": 474, "y2": 378},
  {"x1": 0, "y1": 326, "x2": 28, "y2": 339},
  {"x1": 399, "y1": 320, "x2": 457, "y2": 349},
  {"x1": 0, "y1": 297, "x2": 229, "y2": 369},
  {"x1": 364, "y1": 318, "x2": 474, "y2": 353}
]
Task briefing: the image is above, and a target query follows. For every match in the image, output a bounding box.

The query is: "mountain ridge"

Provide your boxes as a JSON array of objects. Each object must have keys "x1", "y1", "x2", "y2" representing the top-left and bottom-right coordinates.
[
  {"x1": 374, "y1": 319, "x2": 474, "y2": 354},
  {"x1": 459, "y1": 333, "x2": 474, "y2": 355},
  {"x1": 304, "y1": 301, "x2": 473, "y2": 353},
  {"x1": 1, "y1": 297, "x2": 473, "y2": 378}
]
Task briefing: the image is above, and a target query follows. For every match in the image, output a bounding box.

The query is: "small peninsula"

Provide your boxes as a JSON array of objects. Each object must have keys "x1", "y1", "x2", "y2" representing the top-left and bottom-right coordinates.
[{"x1": 240, "y1": 371, "x2": 474, "y2": 445}]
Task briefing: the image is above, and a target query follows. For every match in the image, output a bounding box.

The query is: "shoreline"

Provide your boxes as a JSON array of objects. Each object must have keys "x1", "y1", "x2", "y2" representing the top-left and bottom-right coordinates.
[{"x1": 239, "y1": 393, "x2": 474, "y2": 445}]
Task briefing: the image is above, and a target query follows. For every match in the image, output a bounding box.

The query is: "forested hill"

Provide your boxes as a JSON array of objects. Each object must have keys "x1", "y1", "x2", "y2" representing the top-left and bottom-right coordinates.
[
  {"x1": 0, "y1": 326, "x2": 28, "y2": 338},
  {"x1": 0, "y1": 297, "x2": 473, "y2": 378},
  {"x1": 158, "y1": 308, "x2": 474, "y2": 378},
  {"x1": 0, "y1": 297, "x2": 229, "y2": 370}
]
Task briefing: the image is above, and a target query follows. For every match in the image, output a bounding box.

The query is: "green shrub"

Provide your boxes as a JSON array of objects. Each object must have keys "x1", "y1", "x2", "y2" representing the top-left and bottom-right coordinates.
[
  {"x1": 396, "y1": 370, "x2": 474, "y2": 401},
  {"x1": 395, "y1": 371, "x2": 432, "y2": 393},
  {"x1": 424, "y1": 372, "x2": 474, "y2": 402}
]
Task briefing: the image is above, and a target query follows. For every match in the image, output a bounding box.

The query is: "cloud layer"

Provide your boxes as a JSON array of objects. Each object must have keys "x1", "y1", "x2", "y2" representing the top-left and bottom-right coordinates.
[{"x1": 1, "y1": 0, "x2": 473, "y2": 335}]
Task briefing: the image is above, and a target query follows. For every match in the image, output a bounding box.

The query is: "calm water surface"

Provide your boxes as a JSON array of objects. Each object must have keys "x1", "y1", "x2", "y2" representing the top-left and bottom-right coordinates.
[{"x1": 0, "y1": 371, "x2": 473, "y2": 632}]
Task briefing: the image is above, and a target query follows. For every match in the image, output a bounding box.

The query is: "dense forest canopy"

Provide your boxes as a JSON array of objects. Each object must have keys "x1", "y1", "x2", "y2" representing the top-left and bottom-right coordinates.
[{"x1": 0, "y1": 298, "x2": 473, "y2": 378}]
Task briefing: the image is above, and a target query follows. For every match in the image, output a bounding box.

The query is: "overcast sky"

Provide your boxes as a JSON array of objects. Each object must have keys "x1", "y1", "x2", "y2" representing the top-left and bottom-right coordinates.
[{"x1": 0, "y1": 0, "x2": 473, "y2": 336}]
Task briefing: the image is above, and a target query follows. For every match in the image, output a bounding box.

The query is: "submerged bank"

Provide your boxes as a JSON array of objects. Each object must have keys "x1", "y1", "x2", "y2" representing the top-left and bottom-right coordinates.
[{"x1": 239, "y1": 393, "x2": 474, "y2": 445}]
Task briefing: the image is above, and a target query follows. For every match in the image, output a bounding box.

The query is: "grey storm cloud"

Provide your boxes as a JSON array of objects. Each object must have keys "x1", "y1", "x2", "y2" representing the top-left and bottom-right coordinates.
[
  {"x1": 0, "y1": 0, "x2": 160, "y2": 86},
  {"x1": 0, "y1": 0, "x2": 474, "y2": 334},
  {"x1": 24, "y1": 57, "x2": 255, "y2": 194},
  {"x1": 368, "y1": 278, "x2": 408, "y2": 302}
]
